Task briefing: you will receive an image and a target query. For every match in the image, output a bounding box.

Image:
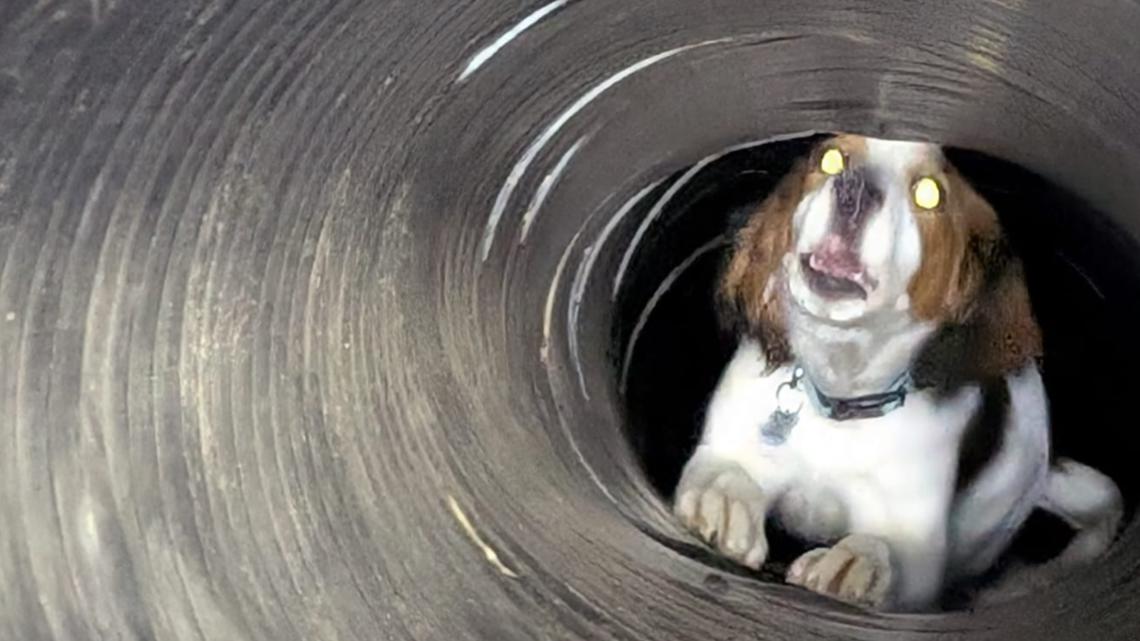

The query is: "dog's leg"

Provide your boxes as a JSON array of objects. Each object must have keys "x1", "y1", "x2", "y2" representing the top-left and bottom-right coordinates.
[
  {"x1": 1039, "y1": 457, "x2": 1123, "y2": 566},
  {"x1": 785, "y1": 487, "x2": 951, "y2": 610},
  {"x1": 973, "y1": 458, "x2": 1122, "y2": 606},
  {"x1": 673, "y1": 445, "x2": 774, "y2": 570}
]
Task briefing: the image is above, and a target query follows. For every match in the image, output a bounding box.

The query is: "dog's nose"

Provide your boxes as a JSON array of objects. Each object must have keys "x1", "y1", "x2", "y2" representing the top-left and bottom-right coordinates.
[{"x1": 833, "y1": 167, "x2": 883, "y2": 231}]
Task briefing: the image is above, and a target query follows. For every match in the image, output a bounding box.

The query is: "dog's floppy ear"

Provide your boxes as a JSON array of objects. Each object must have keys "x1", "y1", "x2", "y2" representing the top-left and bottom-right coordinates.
[
  {"x1": 912, "y1": 175, "x2": 1042, "y2": 383},
  {"x1": 719, "y1": 160, "x2": 810, "y2": 369},
  {"x1": 958, "y1": 235, "x2": 1043, "y2": 377}
]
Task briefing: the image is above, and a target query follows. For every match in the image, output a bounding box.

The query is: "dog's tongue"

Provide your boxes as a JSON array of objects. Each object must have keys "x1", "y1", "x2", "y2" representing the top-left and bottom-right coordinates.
[{"x1": 809, "y1": 235, "x2": 863, "y2": 279}]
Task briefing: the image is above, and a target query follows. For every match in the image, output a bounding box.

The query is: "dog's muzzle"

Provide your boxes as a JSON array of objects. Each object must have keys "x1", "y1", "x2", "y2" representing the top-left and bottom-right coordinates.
[{"x1": 833, "y1": 167, "x2": 883, "y2": 237}]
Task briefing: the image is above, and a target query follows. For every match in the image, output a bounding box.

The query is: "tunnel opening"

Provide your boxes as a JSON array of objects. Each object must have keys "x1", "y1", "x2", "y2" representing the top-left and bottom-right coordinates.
[{"x1": 612, "y1": 134, "x2": 1140, "y2": 606}]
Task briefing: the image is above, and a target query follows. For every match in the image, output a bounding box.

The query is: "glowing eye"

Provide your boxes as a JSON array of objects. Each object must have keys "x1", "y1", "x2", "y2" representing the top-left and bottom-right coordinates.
[
  {"x1": 820, "y1": 148, "x2": 845, "y2": 175},
  {"x1": 913, "y1": 176, "x2": 942, "y2": 209}
]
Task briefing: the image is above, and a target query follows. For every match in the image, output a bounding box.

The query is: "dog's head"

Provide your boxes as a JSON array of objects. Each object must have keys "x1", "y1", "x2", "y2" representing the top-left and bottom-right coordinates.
[{"x1": 722, "y1": 134, "x2": 1041, "y2": 377}]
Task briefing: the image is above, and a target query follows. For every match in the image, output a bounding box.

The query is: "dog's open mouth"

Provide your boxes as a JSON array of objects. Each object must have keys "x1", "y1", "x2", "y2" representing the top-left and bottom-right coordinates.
[{"x1": 800, "y1": 253, "x2": 870, "y2": 300}]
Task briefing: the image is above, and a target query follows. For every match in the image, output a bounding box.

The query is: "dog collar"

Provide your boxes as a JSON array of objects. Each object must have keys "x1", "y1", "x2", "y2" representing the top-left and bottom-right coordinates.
[{"x1": 799, "y1": 369, "x2": 912, "y2": 421}]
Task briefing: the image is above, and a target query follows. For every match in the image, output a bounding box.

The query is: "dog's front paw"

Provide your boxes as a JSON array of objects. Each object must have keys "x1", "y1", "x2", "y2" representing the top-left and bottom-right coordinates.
[
  {"x1": 786, "y1": 534, "x2": 893, "y2": 608},
  {"x1": 673, "y1": 458, "x2": 769, "y2": 570}
]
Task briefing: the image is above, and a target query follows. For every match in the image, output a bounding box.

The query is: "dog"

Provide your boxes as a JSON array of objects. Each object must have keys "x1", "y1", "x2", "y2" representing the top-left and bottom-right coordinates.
[{"x1": 673, "y1": 134, "x2": 1123, "y2": 611}]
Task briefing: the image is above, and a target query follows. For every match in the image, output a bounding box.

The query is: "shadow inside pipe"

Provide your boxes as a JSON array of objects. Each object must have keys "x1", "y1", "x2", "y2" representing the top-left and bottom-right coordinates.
[{"x1": 614, "y1": 134, "x2": 1140, "y2": 607}]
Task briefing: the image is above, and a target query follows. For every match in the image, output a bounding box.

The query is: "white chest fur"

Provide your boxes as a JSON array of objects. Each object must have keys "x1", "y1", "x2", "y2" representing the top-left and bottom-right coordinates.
[
  {"x1": 689, "y1": 339, "x2": 1051, "y2": 606},
  {"x1": 703, "y1": 341, "x2": 979, "y2": 539}
]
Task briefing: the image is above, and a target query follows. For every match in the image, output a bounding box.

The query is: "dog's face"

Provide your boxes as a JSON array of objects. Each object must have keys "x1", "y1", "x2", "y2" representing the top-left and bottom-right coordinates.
[
  {"x1": 789, "y1": 136, "x2": 934, "y2": 321},
  {"x1": 722, "y1": 134, "x2": 1041, "y2": 375}
]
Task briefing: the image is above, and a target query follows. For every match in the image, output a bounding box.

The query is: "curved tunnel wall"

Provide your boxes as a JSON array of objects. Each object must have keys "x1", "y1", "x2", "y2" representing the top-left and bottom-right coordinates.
[{"x1": 2, "y1": 1, "x2": 1140, "y2": 640}]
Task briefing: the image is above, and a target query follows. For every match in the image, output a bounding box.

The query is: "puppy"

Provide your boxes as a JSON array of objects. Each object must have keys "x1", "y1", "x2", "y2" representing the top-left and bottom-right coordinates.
[{"x1": 673, "y1": 134, "x2": 1123, "y2": 611}]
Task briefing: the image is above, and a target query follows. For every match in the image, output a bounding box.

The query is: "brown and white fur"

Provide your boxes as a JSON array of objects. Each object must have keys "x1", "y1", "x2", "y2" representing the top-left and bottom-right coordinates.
[{"x1": 673, "y1": 134, "x2": 1123, "y2": 611}]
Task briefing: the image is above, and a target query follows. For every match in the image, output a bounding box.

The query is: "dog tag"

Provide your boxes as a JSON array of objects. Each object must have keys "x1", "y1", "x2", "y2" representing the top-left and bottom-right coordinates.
[
  {"x1": 760, "y1": 409, "x2": 798, "y2": 445},
  {"x1": 760, "y1": 369, "x2": 806, "y2": 446}
]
